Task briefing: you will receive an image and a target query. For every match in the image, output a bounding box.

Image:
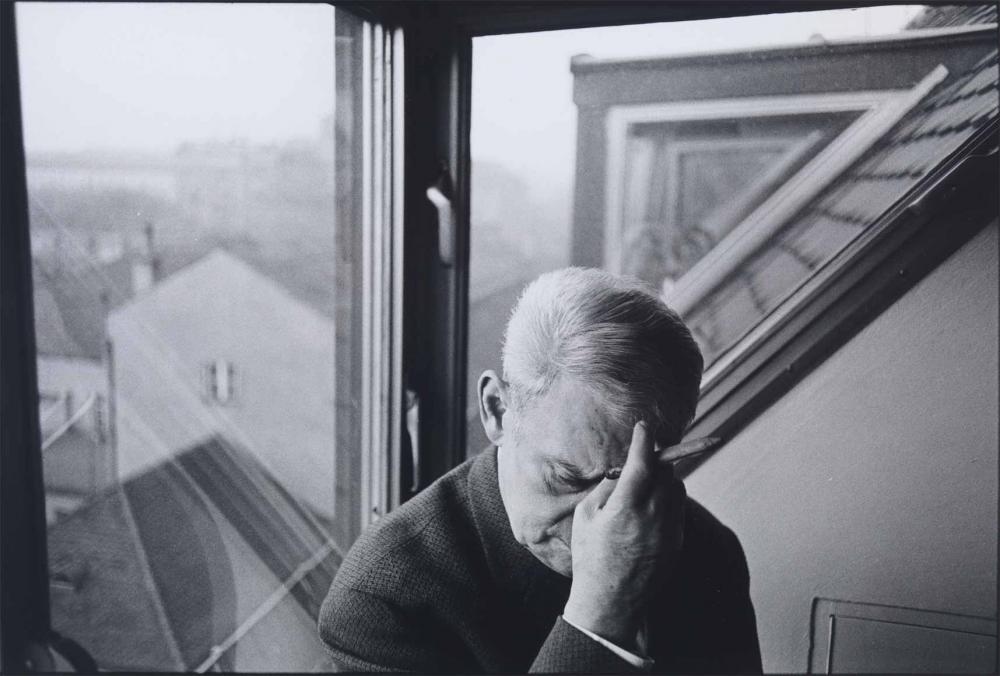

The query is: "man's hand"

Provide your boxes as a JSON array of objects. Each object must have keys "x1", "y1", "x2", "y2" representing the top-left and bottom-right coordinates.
[{"x1": 562, "y1": 421, "x2": 686, "y2": 650}]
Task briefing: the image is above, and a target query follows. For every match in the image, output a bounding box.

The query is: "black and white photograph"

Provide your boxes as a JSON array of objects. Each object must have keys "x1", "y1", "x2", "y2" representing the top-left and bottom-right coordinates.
[{"x1": 1, "y1": 1, "x2": 997, "y2": 673}]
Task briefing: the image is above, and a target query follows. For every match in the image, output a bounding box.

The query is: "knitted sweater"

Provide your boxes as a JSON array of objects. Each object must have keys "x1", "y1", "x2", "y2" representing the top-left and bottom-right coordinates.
[{"x1": 318, "y1": 447, "x2": 762, "y2": 673}]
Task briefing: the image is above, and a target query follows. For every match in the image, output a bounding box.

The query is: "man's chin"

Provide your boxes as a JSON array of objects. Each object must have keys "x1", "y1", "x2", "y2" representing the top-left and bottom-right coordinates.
[{"x1": 526, "y1": 545, "x2": 573, "y2": 578}]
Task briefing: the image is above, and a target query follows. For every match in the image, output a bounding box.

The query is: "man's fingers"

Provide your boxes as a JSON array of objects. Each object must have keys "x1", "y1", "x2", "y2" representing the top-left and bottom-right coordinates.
[
  {"x1": 579, "y1": 475, "x2": 617, "y2": 513},
  {"x1": 610, "y1": 421, "x2": 655, "y2": 507}
]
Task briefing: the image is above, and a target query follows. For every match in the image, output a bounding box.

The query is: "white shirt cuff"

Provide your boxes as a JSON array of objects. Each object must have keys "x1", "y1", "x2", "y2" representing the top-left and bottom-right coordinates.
[{"x1": 561, "y1": 616, "x2": 655, "y2": 670}]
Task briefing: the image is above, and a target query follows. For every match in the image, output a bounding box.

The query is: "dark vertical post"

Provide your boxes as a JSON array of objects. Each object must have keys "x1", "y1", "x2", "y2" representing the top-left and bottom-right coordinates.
[
  {"x1": 401, "y1": 7, "x2": 472, "y2": 489},
  {"x1": 1, "y1": 3, "x2": 53, "y2": 672}
]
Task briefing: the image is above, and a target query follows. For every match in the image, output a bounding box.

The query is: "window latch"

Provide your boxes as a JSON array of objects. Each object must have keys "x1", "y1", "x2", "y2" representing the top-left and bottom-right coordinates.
[
  {"x1": 425, "y1": 161, "x2": 455, "y2": 266},
  {"x1": 405, "y1": 388, "x2": 421, "y2": 494}
]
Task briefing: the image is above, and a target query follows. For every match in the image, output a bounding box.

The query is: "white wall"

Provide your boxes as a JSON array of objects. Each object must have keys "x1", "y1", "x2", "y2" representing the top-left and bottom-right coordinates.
[{"x1": 687, "y1": 221, "x2": 998, "y2": 672}]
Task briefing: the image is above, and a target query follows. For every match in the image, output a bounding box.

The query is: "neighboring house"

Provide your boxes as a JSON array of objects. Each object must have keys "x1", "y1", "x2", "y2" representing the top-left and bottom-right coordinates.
[
  {"x1": 570, "y1": 22, "x2": 997, "y2": 366},
  {"x1": 46, "y1": 436, "x2": 338, "y2": 672},
  {"x1": 34, "y1": 263, "x2": 123, "y2": 524},
  {"x1": 32, "y1": 227, "x2": 161, "y2": 524},
  {"x1": 571, "y1": 10, "x2": 998, "y2": 672},
  {"x1": 40, "y1": 246, "x2": 341, "y2": 670},
  {"x1": 107, "y1": 249, "x2": 337, "y2": 519}
]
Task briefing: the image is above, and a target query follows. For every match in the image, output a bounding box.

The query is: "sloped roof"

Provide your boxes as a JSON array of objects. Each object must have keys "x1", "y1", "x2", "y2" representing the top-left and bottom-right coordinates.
[
  {"x1": 33, "y1": 257, "x2": 134, "y2": 360},
  {"x1": 47, "y1": 435, "x2": 340, "y2": 671},
  {"x1": 110, "y1": 248, "x2": 333, "y2": 331},
  {"x1": 906, "y1": 4, "x2": 998, "y2": 30},
  {"x1": 42, "y1": 427, "x2": 104, "y2": 495},
  {"x1": 688, "y1": 47, "x2": 999, "y2": 361},
  {"x1": 47, "y1": 487, "x2": 184, "y2": 671},
  {"x1": 33, "y1": 276, "x2": 86, "y2": 358},
  {"x1": 802, "y1": 49, "x2": 998, "y2": 226}
]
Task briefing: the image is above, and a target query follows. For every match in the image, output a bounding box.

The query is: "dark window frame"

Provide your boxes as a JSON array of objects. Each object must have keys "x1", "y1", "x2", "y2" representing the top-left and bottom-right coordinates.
[
  {"x1": 1, "y1": 4, "x2": 51, "y2": 672},
  {"x1": 2, "y1": 1, "x2": 997, "y2": 672}
]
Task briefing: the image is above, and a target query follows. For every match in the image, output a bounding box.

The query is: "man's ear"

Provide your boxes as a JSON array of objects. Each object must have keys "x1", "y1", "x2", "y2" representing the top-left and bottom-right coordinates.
[{"x1": 478, "y1": 370, "x2": 509, "y2": 446}]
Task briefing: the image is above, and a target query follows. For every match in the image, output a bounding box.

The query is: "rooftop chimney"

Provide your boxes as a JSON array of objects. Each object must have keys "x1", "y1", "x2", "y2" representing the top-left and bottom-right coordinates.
[{"x1": 131, "y1": 221, "x2": 161, "y2": 294}]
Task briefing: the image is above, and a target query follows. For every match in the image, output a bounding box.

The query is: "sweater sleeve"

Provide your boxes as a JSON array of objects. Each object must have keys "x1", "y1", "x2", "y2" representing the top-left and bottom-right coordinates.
[
  {"x1": 320, "y1": 581, "x2": 647, "y2": 674},
  {"x1": 657, "y1": 523, "x2": 763, "y2": 674},
  {"x1": 318, "y1": 582, "x2": 443, "y2": 673}
]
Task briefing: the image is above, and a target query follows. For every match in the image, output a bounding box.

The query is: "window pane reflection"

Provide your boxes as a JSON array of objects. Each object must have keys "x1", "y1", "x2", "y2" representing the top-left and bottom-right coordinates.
[
  {"x1": 20, "y1": 3, "x2": 358, "y2": 671},
  {"x1": 468, "y1": 4, "x2": 998, "y2": 455}
]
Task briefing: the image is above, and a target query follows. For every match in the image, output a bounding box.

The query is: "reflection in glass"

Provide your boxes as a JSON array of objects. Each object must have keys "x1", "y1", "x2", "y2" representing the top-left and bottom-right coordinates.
[
  {"x1": 619, "y1": 114, "x2": 854, "y2": 290},
  {"x1": 20, "y1": 3, "x2": 358, "y2": 671},
  {"x1": 468, "y1": 4, "x2": 996, "y2": 455}
]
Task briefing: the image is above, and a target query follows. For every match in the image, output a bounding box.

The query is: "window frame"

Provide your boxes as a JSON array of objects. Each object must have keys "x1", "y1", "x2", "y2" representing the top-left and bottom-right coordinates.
[
  {"x1": 0, "y1": 3, "x2": 405, "y2": 671},
  {"x1": 604, "y1": 88, "x2": 908, "y2": 288},
  {"x1": 1, "y1": 4, "x2": 51, "y2": 671}
]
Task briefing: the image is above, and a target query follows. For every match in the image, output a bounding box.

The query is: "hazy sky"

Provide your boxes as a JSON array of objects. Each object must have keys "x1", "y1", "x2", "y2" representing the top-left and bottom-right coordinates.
[
  {"x1": 17, "y1": 1, "x2": 923, "y2": 183},
  {"x1": 471, "y1": 5, "x2": 925, "y2": 205},
  {"x1": 16, "y1": 3, "x2": 336, "y2": 153}
]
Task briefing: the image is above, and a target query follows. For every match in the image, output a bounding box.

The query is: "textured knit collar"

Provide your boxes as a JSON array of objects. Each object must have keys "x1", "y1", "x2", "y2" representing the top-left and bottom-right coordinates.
[{"x1": 466, "y1": 447, "x2": 571, "y2": 622}]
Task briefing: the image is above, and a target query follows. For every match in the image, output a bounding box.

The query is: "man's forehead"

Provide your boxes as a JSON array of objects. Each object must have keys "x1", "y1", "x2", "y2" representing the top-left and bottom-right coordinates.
[{"x1": 526, "y1": 377, "x2": 632, "y2": 468}]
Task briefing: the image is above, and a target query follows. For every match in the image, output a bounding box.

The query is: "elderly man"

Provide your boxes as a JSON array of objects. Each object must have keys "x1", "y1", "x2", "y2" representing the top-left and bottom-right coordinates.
[{"x1": 319, "y1": 267, "x2": 762, "y2": 673}]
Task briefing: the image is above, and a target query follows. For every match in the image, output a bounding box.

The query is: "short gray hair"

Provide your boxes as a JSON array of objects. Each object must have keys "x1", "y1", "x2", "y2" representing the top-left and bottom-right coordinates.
[{"x1": 501, "y1": 267, "x2": 703, "y2": 445}]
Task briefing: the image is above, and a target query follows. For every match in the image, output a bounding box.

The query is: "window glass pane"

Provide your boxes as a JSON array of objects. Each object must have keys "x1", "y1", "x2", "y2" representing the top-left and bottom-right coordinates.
[
  {"x1": 18, "y1": 3, "x2": 362, "y2": 670},
  {"x1": 468, "y1": 4, "x2": 998, "y2": 455}
]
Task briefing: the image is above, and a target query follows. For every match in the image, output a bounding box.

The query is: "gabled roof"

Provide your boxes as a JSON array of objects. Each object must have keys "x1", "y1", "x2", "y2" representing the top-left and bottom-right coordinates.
[
  {"x1": 33, "y1": 276, "x2": 86, "y2": 359},
  {"x1": 906, "y1": 4, "x2": 998, "y2": 30},
  {"x1": 109, "y1": 248, "x2": 334, "y2": 333},
  {"x1": 803, "y1": 48, "x2": 999, "y2": 227},
  {"x1": 33, "y1": 256, "x2": 134, "y2": 360},
  {"x1": 47, "y1": 435, "x2": 340, "y2": 671},
  {"x1": 42, "y1": 427, "x2": 104, "y2": 495}
]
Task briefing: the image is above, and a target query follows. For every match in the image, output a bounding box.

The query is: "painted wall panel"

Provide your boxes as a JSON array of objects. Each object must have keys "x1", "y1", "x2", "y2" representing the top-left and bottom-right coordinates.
[{"x1": 687, "y1": 221, "x2": 999, "y2": 672}]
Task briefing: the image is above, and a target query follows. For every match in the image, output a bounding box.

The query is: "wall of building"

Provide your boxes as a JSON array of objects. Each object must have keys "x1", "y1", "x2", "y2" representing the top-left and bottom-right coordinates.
[
  {"x1": 687, "y1": 221, "x2": 998, "y2": 672},
  {"x1": 36, "y1": 354, "x2": 108, "y2": 440}
]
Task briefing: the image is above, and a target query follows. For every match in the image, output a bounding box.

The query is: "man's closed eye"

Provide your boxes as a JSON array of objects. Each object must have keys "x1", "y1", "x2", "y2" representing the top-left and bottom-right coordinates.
[{"x1": 549, "y1": 465, "x2": 601, "y2": 493}]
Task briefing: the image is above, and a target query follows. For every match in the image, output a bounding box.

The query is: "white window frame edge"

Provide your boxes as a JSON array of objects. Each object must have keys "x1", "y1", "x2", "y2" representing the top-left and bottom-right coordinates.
[
  {"x1": 604, "y1": 89, "x2": 903, "y2": 281},
  {"x1": 360, "y1": 22, "x2": 405, "y2": 530},
  {"x1": 388, "y1": 26, "x2": 405, "y2": 514},
  {"x1": 697, "y1": 67, "x2": 951, "y2": 390},
  {"x1": 603, "y1": 69, "x2": 948, "y2": 320}
]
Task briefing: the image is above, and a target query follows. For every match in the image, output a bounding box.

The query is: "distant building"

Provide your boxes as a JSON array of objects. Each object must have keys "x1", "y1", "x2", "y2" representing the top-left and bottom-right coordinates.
[
  {"x1": 107, "y1": 249, "x2": 337, "y2": 518},
  {"x1": 39, "y1": 244, "x2": 340, "y2": 669},
  {"x1": 32, "y1": 235, "x2": 157, "y2": 524},
  {"x1": 27, "y1": 150, "x2": 178, "y2": 200},
  {"x1": 26, "y1": 116, "x2": 336, "y2": 252},
  {"x1": 173, "y1": 127, "x2": 334, "y2": 247}
]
